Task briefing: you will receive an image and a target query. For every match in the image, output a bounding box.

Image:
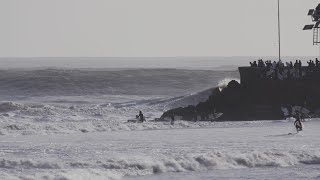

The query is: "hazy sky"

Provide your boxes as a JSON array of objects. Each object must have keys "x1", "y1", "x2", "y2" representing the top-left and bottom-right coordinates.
[{"x1": 0, "y1": 0, "x2": 319, "y2": 57}]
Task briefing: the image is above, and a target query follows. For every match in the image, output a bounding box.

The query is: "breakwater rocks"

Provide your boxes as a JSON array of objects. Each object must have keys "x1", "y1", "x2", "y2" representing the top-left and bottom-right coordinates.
[{"x1": 161, "y1": 67, "x2": 320, "y2": 121}]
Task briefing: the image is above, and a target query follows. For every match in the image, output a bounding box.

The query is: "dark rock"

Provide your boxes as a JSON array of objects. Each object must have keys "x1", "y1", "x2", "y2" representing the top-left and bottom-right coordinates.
[{"x1": 160, "y1": 66, "x2": 320, "y2": 121}]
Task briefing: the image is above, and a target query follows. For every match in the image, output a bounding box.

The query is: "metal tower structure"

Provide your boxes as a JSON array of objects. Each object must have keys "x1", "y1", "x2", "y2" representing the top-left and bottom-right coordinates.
[{"x1": 303, "y1": 5, "x2": 320, "y2": 45}]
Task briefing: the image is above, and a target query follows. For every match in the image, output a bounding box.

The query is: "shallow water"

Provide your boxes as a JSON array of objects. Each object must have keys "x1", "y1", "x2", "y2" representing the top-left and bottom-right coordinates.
[{"x1": 0, "y1": 120, "x2": 319, "y2": 179}]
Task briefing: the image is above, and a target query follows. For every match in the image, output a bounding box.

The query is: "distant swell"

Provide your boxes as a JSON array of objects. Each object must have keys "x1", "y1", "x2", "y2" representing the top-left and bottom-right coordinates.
[{"x1": 0, "y1": 69, "x2": 239, "y2": 97}]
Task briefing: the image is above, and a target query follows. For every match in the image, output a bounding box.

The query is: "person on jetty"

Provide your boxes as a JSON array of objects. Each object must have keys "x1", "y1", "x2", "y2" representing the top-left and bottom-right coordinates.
[
  {"x1": 294, "y1": 112, "x2": 303, "y2": 132},
  {"x1": 138, "y1": 111, "x2": 145, "y2": 122},
  {"x1": 250, "y1": 61, "x2": 257, "y2": 67},
  {"x1": 248, "y1": 58, "x2": 320, "y2": 80},
  {"x1": 308, "y1": 60, "x2": 316, "y2": 68},
  {"x1": 257, "y1": 59, "x2": 265, "y2": 68},
  {"x1": 265, "y1": 60, "x2": 272, "y2": 68}
]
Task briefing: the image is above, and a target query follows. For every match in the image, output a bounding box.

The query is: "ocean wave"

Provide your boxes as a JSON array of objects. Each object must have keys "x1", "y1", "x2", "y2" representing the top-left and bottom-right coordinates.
[
  {"x1": 0, "y1": 69, "x2": 239, "y2": 97},
  {"x1": 98, "y1": 150, "x2": 320, "y2": 174},
  {"x1": 0, "y1": 159, "x2": 60, "y2": 169},
  {"x1": 1, "y1": 150, "x2": 319, "y2": 180},
  {"x1": 0, "y1": 110, "x2": 280, "y2": 135},
  {"x1": 0, "y1": 76, "x2": 245, "y2": 136}
]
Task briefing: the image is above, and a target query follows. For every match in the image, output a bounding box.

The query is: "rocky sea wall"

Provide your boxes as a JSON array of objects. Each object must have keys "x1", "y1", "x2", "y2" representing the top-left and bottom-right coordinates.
[{"x1": 160, "y1": 67, "x2": 320, "y2": 121}]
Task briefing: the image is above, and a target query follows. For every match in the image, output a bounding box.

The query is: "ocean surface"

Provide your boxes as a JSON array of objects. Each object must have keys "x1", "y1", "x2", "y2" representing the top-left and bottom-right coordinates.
[{"x1": 0, "y1": 57, "x2": 319, "y2": 180}]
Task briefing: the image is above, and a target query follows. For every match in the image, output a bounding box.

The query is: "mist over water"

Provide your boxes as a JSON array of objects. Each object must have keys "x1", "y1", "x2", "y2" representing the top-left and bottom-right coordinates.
[
  {"x1": 0, "y1": 57, "x2": 244, "y2": 70},
  {"x1": 0, "y1": 56, "x2": 315, "y2": 70}
]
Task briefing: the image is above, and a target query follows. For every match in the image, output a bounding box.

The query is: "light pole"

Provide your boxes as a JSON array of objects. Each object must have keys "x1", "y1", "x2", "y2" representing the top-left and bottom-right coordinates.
[{"x1": 278, "y1": 0, "x2": 281, "y2": 61}]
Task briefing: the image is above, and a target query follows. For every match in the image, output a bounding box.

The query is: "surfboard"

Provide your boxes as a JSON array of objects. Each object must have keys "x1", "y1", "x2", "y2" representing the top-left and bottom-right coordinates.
[{"x1": 127, "y1": 118, "x2": 146, "y2": 123}]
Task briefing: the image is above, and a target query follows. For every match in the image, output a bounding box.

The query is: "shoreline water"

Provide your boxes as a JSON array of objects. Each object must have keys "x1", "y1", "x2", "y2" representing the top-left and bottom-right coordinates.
[{"x1": 1, "y1": 119, "x2": 319, "y2": 179}]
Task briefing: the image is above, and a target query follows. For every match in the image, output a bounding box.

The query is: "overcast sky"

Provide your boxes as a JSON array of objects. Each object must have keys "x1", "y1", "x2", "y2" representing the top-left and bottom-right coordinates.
[{"x1": 0, "y1": 0, "x2": 319, "y2": 57}]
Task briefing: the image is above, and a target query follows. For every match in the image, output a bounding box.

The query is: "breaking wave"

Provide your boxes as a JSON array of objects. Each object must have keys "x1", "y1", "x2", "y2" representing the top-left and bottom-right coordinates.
[
  {"x1": 1, "y1": 150, "x2": 320, "y2": 180},
  {"x1": 0, "y1": 76, "x2": 242, "y2": 135},
  {"x1": 0, "y1": 69, "x2": 239, "y2": 97},
  {"x1": 0, "y1": 99, "x2": 269, "y2": 136},
  {"x1": 218, "y1": 78, "x2": 240, "y2": 90},
  {"x1": 100, "y1": 150, "x2": 320, "y2": 173}
]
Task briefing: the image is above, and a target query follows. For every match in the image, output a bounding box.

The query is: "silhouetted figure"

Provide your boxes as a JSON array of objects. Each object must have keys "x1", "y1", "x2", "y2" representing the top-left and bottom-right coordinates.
[
  {"x1": 294, "y1": 60, "x2": 299, "y2": 69},
  {"x1": 265, "y1": 60, "x2": 272, "y2": 68},
  {"x1": 250, "y1": 61, "x2": 258, "y2": 67},
  {"x1": 258, "y1": 60, "x2": 262, "y2": 67},
  {"x1": 308, "y1": 60, "x2": 315, "y2": 68},
  {"x1": 316, "y1": 58, "x2": 319, "y2": 67},
  {"x1": 294, "y1": 112, "x2": 303, "y2": 132},
  {"x1": 272, "y1": 61, "x2": 277, "y2": 69},
  {"x1": 170, "y1": 114, "x2": 175, "y2": 125},
  {"x1": 298, "y1": 60, "x2": 302, "y2": 69},
  {"x1": 138, "y1": 111, "x2": 145, "y2": 122},
  {"x1": 278, "y1": 60, "x2": 284, "y2": 68},
  {"x1": 257, "y1": 59, "x2": 265, "y2": 68}
]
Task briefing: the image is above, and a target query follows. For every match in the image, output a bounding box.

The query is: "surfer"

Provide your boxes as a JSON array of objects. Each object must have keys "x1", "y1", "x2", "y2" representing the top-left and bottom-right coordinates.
[
  {"x1": 294, "y1": 112, "x2": 303, "y2": 132},
  {"x1": 138, "y1": 111, "x2": 145, "y2": 122},
  {"x1": 170, "y1": 114, "x2": 175, "y2": 125}
]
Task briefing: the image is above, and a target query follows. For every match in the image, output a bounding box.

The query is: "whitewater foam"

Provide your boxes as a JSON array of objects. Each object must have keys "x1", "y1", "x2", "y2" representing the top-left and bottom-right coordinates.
[
  {"x1": 0, "y1": 78, "x2": 240, "y2": 135},
  {"x1": 1, "y1": 150, "x2": 319, "y2": 179}
]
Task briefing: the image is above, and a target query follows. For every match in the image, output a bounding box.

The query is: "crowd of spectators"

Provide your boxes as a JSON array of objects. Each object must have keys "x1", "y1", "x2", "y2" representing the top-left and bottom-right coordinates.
[{"x1": 249, "y1": 58, "x2": 320, "y2": 80}]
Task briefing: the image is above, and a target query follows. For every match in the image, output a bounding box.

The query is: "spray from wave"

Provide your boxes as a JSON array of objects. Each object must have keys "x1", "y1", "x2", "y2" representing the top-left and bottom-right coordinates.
[{"x1": 218, "y1": 78, "x2": 240, "y2": 91}]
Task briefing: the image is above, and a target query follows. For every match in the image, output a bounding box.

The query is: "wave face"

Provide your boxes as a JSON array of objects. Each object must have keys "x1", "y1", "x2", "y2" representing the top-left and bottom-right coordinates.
[
  {"x1": 0, "y1": 69, "x2": 238, "y2": 97},
  {"x1": 0, "y1": 68, "x2": 240, "y2": 136}
]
